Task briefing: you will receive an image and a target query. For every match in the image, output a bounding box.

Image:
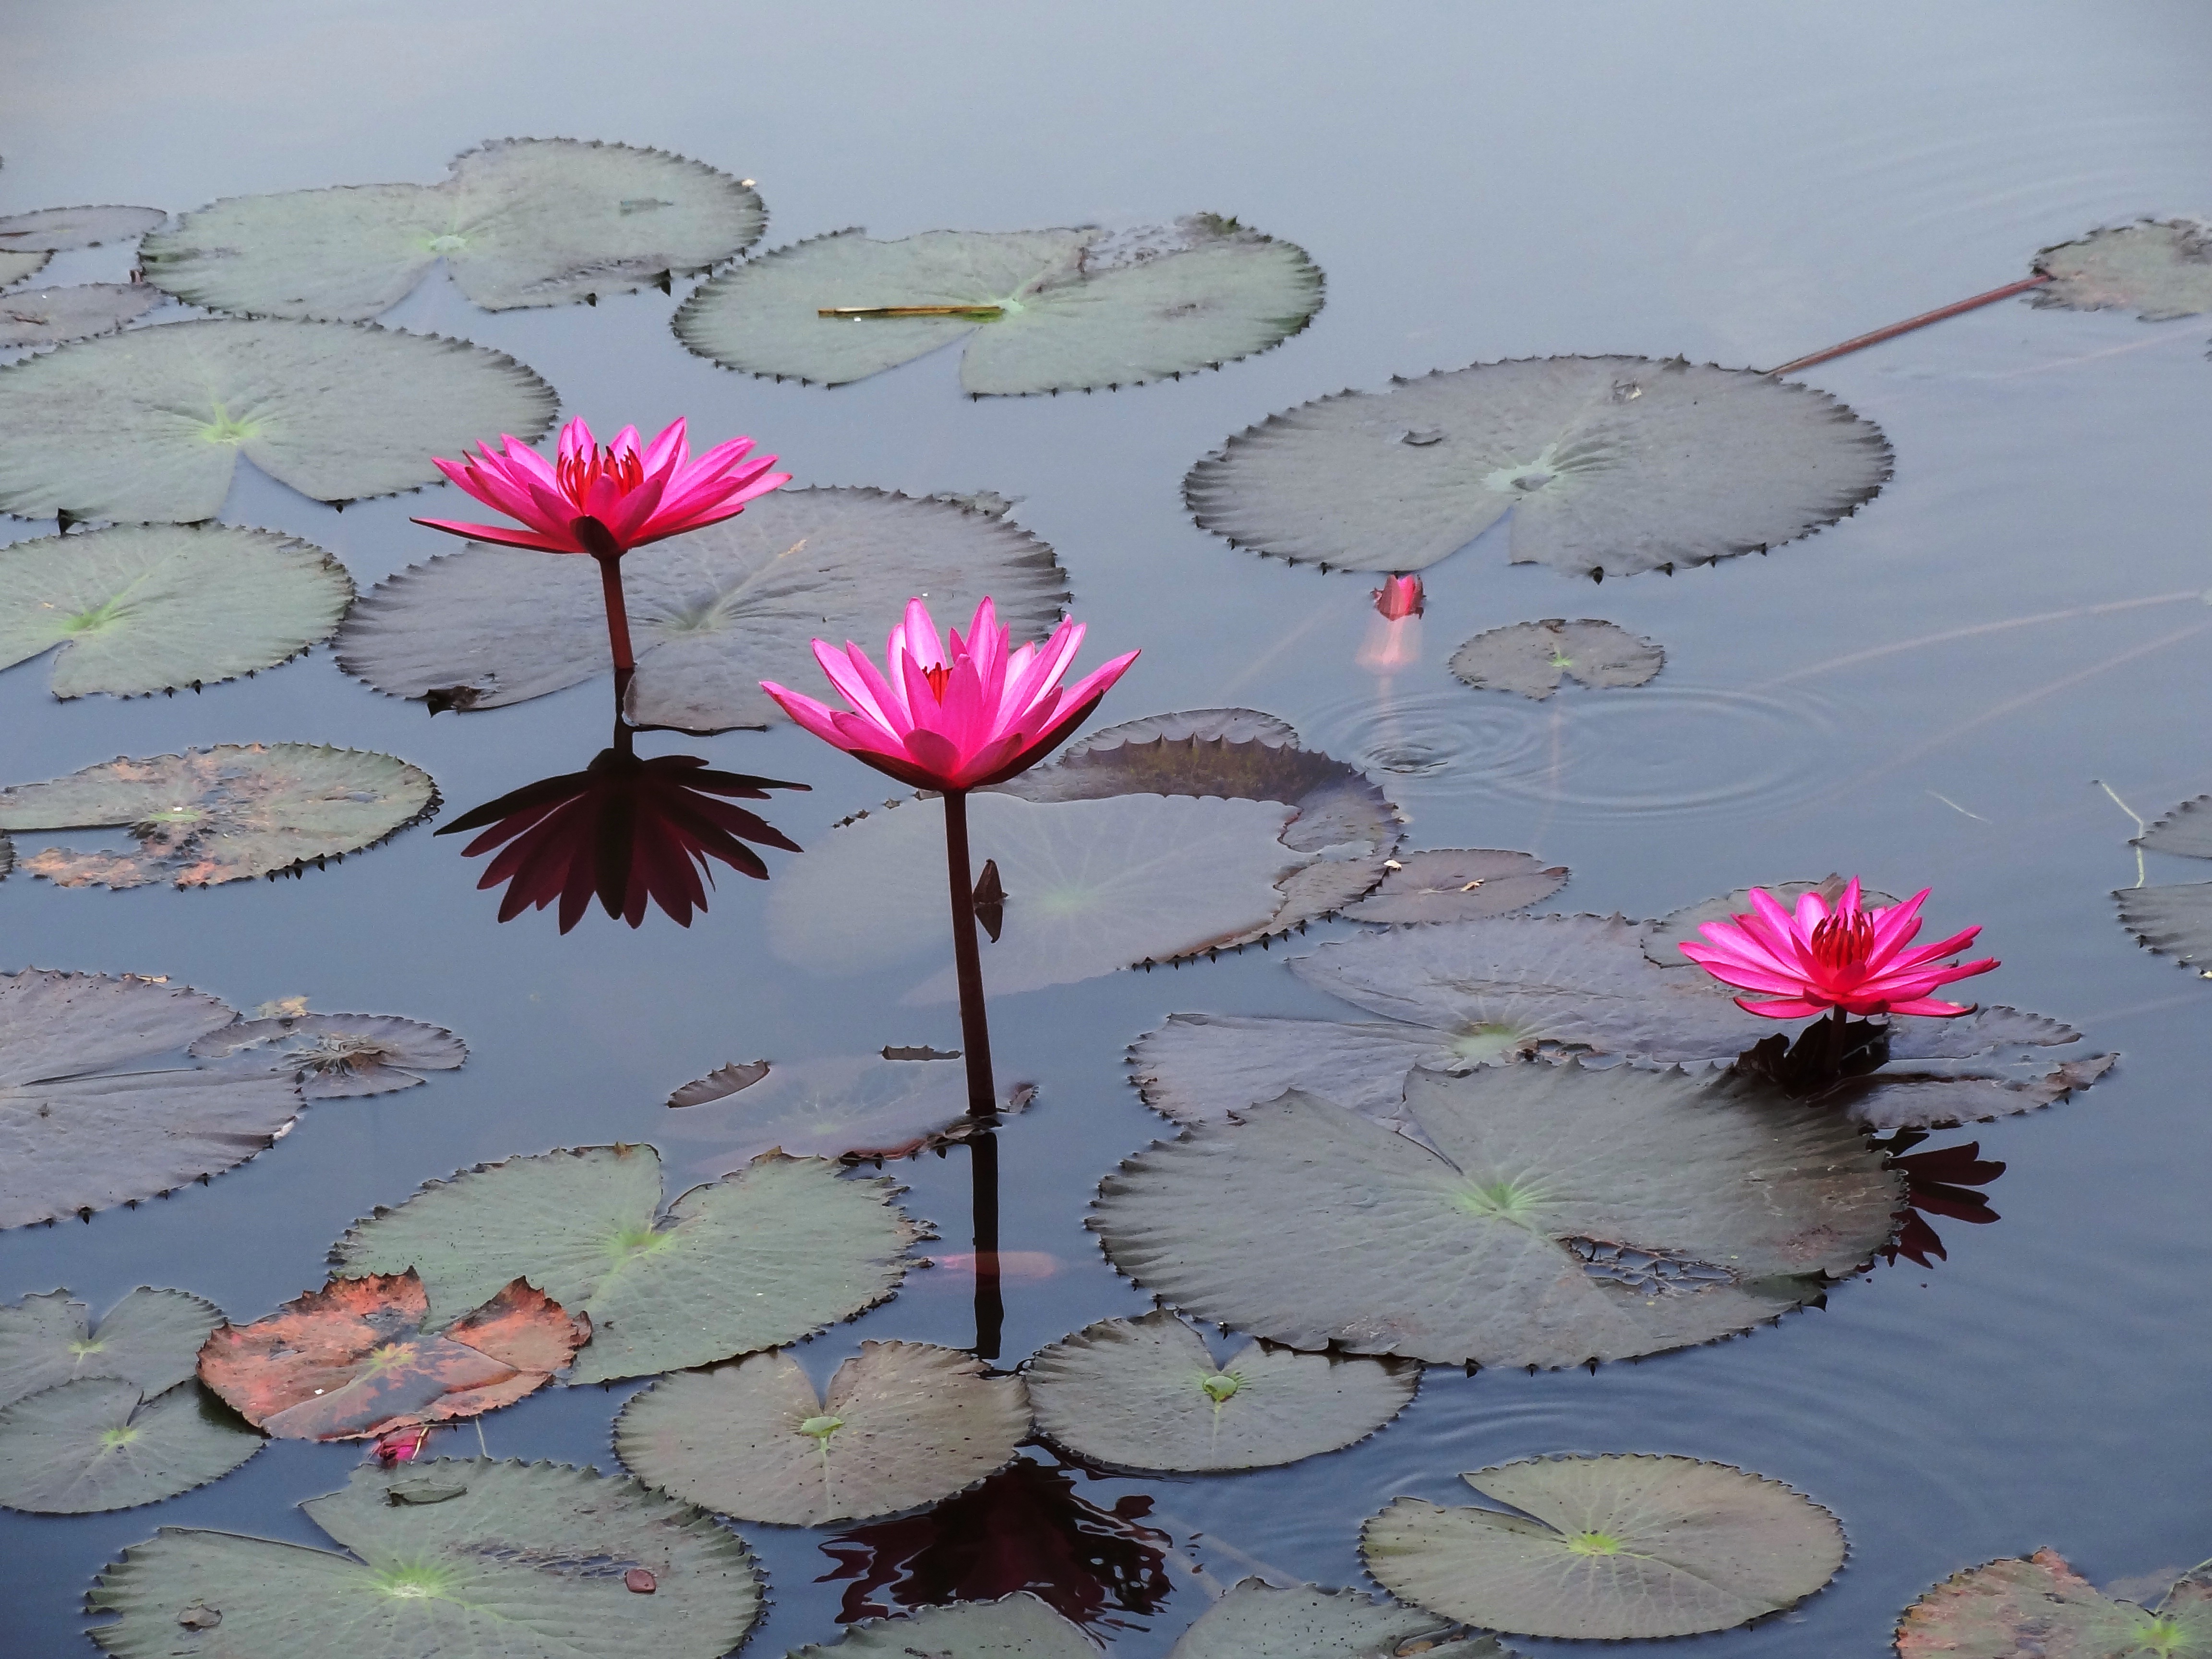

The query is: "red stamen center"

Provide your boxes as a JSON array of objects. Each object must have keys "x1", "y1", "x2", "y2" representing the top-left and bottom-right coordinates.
[
  {"x1": 923, "y1": 663, "x2": 952, "y2": 702},
  {"x1": 558, "y1": 445, "x2": 644, "y2": 506},
  {"x1": 1809, "y1": 912, "x2": 1873, "y2": 970}
]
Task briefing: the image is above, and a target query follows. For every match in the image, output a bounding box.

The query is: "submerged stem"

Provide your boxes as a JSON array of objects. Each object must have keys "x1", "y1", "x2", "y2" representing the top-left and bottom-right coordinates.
[{"x1": 969, "y1": 1127, "x2": 1003, "y2": 1361}]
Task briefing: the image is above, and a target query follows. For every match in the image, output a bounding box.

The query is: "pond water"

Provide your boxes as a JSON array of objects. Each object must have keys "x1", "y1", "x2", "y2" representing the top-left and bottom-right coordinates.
[{"x1": 4, "y1": 3, "x2": 2212, "y2": 1654}]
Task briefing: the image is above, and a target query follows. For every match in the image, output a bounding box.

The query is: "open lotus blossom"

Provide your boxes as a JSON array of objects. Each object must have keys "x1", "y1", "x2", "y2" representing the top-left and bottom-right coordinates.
[{"x1": 1679, "y1": 878, "x2": 1997, "y2": 1018}]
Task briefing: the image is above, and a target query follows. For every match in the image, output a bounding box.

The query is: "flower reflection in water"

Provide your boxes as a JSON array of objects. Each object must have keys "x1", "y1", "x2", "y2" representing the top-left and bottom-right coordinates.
[{"x1": 1874, "y1": 1130, "x2": 2006, "y2": 1269}]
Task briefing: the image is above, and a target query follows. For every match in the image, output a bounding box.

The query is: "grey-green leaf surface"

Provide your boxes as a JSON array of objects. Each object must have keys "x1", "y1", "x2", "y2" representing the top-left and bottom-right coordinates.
[
  {"x1": 0, "y1": 1287, "x2": 224, "y2": 1407},
  {"x1": 0, "y1": 524, "x2": 353, "y2": 697},
  {"x1": 189, "y1": 1012, "x2": 466, "y2": 1099},
  {"x1": 1090, "y1": 1065, "x2": 1899, "y2": 1367},
  {"x1": 337, "y1": 487, "x2": 1070, "y2": 731},
  {"x1": 0, "y1": 970, "x2": 303, "y2": 1229},
  {"x1": 2033, "y1": 220, "x2": 2212, "y2": 321},
  {"x1": 1131, "y1": 1011, "x2": 1452, "y2": 1129},
  {"x1": 1185, "y1": 355, "x2": 1892, "y2": 577},
  {"x1": 85, "y1": 1457, "x2": 763, "y2": 1659},
  {"x1": 2138, "y1": 793, "x2": 2212, "y2": 857},
  {"x1": 2118, "y1": 882, "x2": 2212, "y2": 967},
  {"x1": 1895, "y1": 1550, "x2": 2212, "y2": 1659},
  {"x1": 617, "y1": 1341, "x2": 1029, "y2": 1525},
  {"x1": 0, "y1": 318, "x2": 556, "y2": 522},
  {"x1": 1027, "y1": 1311, "x2": 1416, "y2": 1473},
  {"x1": 656, "y1": 1053, "x2": 993, "y2": 1184},
  {"x1": 1168, "y1": 1580, "x2": 1509, "y2": 1659},
  {"x1": 0, "y1": 1379, "x2": 259, "y2": 1513},
  {"x1": 783, "y1": 1595, "x2": 1095, "y2": 1659},
  {"x1": 1361, "y1": 1455, "x2": 1845, "y2": 1639},
  {"x1": 0, "y1": 283, "x2": 164, "y2": 350},
  {"x1": 333, "y1": 1145, "x2": 922, "y2": 1383},
  {"x1": 0, "y1": 252, "x2": 46, "y2": 289},
  {"x1": 0, "y1": 206, "x2": 167, "y2": 254},
  {"x1": 674, "y1": 216, "x2": 1322, "y2": 395},
  {"x1": 1642, "y1": 876, "x2": 1901, "y2": 965},
  {"x1": 1338, "y1": 850, "x2": 1568, "y2": 924},
  {"x1": 140, "y1": 140, "x2": 762, "y2": 322},
  {"x1": 1448, "y1": 619, "x2": 1663, "y2": 699},
  {"x1": 0, "y1": 744, "x2": 437, "y2": 889}
]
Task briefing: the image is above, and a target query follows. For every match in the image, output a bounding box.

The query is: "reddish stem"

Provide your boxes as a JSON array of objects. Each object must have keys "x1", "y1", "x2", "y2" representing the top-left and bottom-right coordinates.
[
  {"x1": 942, "y1": 791, "x2": 998, "y2": 1116},
  {"x1": 593, "y1": 554, "x2": 637, "y2": 674},
  {"x1": 1767, "y1": 273, "x2": 2054, "y2": 377}
]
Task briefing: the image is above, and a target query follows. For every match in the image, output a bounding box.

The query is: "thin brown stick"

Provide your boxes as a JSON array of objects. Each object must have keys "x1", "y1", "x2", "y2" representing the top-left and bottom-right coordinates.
[{"x1": 1767, "y1": 274, "x2": 2053, "y2": 377}]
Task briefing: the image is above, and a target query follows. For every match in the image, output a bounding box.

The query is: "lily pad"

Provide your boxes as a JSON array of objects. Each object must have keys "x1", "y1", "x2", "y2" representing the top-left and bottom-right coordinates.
[
  {"x1": 617, "y1": 1340, "x2": 1029, "y2": 1526},
  {"x1": 1896, "y1": 1548, "x2": 2212, "y2": 1659},
  {"x1": 675, "y1": 216, "x2": 1321, "y2": 396},
  {"x1": 198, "y1": 1272, "x2": 587, "y2": 1440},
  {"x1": 188, "y1": 1012, "x2": 466, "y2": 1099},
  {"x1": 0, "y1": 1287, "x2": 223, "y2": 1407},
  {"x1": 1168, "y1": 1580, "x2": 1508, "y2": 1659},
  {"x1": 1026, "y1": 1310, "x2": 1417, "y2": 1473},
  {"x1": 0, "y1": 970, "x2": 304, "y2": 1229},
  {"x1": 1185, "y1": 355, "x2": 1891, "y2": 577},
  {"x1": 1448, "y1": 619, "x2": 1663, "y2": 699},
  {"x1": 2032, "y1": 220, "x2": 2212, "y2": 321},
  {"x1": 0, "y1": 205, "x2": 167, "y2": 254},
  {"x1": 141, "y1": 140, "x2": 762, "y2": 321},
  {"x1": 337, "y1": 486, "x2": 1070, "y2": 731},
  {"x1": 332, "y1": 1144, "x2": 922, "y2": 1384},
  {"x1": 788, "y1": 1595, "x2": 1094, "y2": 1659},
  {"x1": 0, "y1": 253, "x2": 45, "y2": 289},
  {"x1": 1361, "y1": 1455, "x2": 1844, "y2": 1639},
  {"x1": 0, "y1": 524, "x2": 353, "y2": 698},
  {"x1": 2119, "y1": 793, "x2": 2212, "y2": 968},
  {"x1": 1091, "y1": 1064, "x2": 1899, "y2": 1367},
  {"x1": 0, "y1": 284, "x2": 164, "y2": 350},
  {"x1": 0, "y1": 744, "x2": 436, "y2": 890},
  {"x1": 0, "y1": 1376, "x2": 260, "y2": 1514},
  {"x1": 1338, "y1": 851, "x2": 1568, "y2": 924},
  {"x1": 0, "y1": 318, "x2": 557, "y2": 523},
  {"x1": 85, "y1": 1457, "x2": 763, "y2": 1659}
]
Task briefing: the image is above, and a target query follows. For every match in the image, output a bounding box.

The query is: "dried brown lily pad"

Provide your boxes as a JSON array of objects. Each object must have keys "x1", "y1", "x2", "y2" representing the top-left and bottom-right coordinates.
[
  {"x1": 188, "y1": 1012, "x2": 467, "y2": 1099},
  {"x1": 1339, "y1": 850, "x2": 1568, "y2": 924},
  {"x1": 1447, "y1": 619, "x2": 1663, "y2": 700},
  {"x1": 1896, "y1": 1548, "x2": 2212, "y2": 1659}
]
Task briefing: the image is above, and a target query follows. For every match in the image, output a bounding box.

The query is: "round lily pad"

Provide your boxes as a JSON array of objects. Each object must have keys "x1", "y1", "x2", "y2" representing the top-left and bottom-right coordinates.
[
  {"x1": 1338, "y1": 850, "x2": 1568, "y2": 924},
  {"x1": 337, "y1": 486, "x2": 1070, "y2": 730},
  {"x1": 1026, "y1": 1311, "x2": 1417, "y2": 1473},
  {"x1": 0, "y1": 1376, "x2": 260, "y2": 1514},
  {"x1": 0, "y1": 524, "x2": 353, "y2": 698},
  {"x1": 85, "y1": 1457, "x2": 763, "y2": 1659},
  {"x1": 142, "y1": 140, "x2": 764, "y2": 321},
  {"x1": 1361, "y1": 1455, "x2": 1845, "y2": 1638},
  {"x1": 2118, "y1": 793, "x2": 2212, "y2": 969},
  {"x1": 1185, "y1": 355, "x2": 1892, "y2": 577},
  {"x1": 0, "y1": 743, "x2": 437, "y2": 890},
  {"x1": 1448, "y1": 619, "x2": 1663, "y2": 699},
  {"x1": 0, "y1": 283, "x2": 164, "y2": 350},
  {"x1": 2032, "y1": 220, "x2": 2212, "y2": 321},
  {"x1": 783, "y1": 1595, "x2": 1094, "y2": 1659},
  {"x1": 0, "y1": 205, "x2": 167, "y2": 254},
  {"x1": 1168, "y1": 1580, "x2": 1509, "y2": 1659},
  {"x1": 188, "y1": 1012, "x2": 467, "y2": 1099},
  {"x1": 0, "y1": 317, "x2": 557, "y2": 523},
  {"x1": 1896, "y1": 1549, "x2": 2212, "y2": 1659},
  {"x1": 1091, "y1": 1064, "x2": 1899, "y2": 1367},
  {"x1": 333, "y1": 1144, "x2": 922, "y2": 1384},
  {"x1": 675, "y1": 216, "x2": 1321, "y2": 396},
  {"x1": 0, "y1": 1286, "x2": 223, "y2": 1407},
  {"x1": 617, "y1": 1340, "x2": 1029, "y2": 1526}
]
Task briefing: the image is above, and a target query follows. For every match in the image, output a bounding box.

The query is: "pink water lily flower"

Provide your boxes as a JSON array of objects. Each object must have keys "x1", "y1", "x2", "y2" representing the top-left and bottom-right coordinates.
[
  {"x1": 762, "y1": 597, "x2": 1139, "y2": 793},
  {"x1": 1679, "y1": 878, "x2": 1997, "y2": 1018}
]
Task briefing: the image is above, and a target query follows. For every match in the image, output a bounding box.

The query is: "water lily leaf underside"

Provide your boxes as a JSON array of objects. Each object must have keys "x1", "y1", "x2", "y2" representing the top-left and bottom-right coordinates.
[
  {"x1": 2033, "y1": 220, "x2": 2212, "y2": 321},
  {"x1": 0, "y1": 1286, "x2": 223, "y2": 1408},
  {"x1": 1448, "y1": 619, "x2": 1663, "y2": 700},
  {"x1": 189, "y1": 1012, "x2": 467, "y2": 1100},
  {"x1": 783, "y1": 1594, "x2": 1095, "y2": 1659},
  {"x1": 0, "y1": 284, "x2": 164, "y2": 351},
  {"x1": 1167, "y1": 1579, "x2": 1511, "y2": 1659},
  {"x1": 0, "y1": 1377, "x2": 260, "y2": 1514},
  {"x1": 1895, "y1": 1549, "x2": 2212, "y2": 1659}
]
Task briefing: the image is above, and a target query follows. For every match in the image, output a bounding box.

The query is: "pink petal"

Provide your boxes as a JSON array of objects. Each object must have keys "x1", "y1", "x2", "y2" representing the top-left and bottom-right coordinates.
[
  {"x1": 411, "y1": 516, "x2": 580, "y2": 553},
  {"x1": 812, "y1": 640, "x2": 900, "y2": 733},
  {"x1": 1734, "y1": 996, "x2": 1831, "y2": 1018},
  {"x1": 1883, "y1": 996, "x2": 1978, "y2": 1017},
  {"x1": 642, "y1": 417, "x2": 690, "y2": 473},
  {"x1": 900, "y1": 598, "x2": 947, "y2": 669}
]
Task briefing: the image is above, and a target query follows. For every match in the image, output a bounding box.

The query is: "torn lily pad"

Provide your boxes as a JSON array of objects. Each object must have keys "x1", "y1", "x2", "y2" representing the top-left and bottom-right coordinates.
[
  {"x1": 333, "y1": 1145, "x2": 921, "y2": 1383},
  {"x1": 1168, "y1": 1580, "x2": 1508, "y2": 1659},
  {"x1": 0, "y1": 284, "x2": 164, "y2": 350},
  {"x1": 2118, "y1": 793, "x2": 2212, "y2": 968},
  {"x1": 85, "y1": 1458, "x2": 763, "y2": 1659},
  {"x1": 1339, "y1": 850, "x2": 1568, "y2": 924},
  {"x1": 674, "y1": 216, "x2": 1321, "y2": 396},
  {"x1": 337, "y1": 487, "x2": 1070, "y2": 730},
  {"x1": 1185, "y1": 355, "x2": 1891, "y2": 576},
  {"x1": 1092, "y1": 1064, "x2": 1899, "y2": 1367},
  {"x1": 0, "y1": 318, "x2": 556, "y2": 523},
  {"x1": 2033, "y1": 219, "x2": 2212, "y2": 321},
  {"x1": 0, "y1": 744, "x2": 437, "y2": 889},
  {"x1": 189, "y1": 1012, "x2": 466, "y2": 1099},
  {"x1": 617, "y1": 1340, "x2": 1028, "y2": 1526},
  {"x1": 0, "y1": 524, "x2": 353, "y2": 698},
  {"x1": 1027, "y1": 1310, "x2": 1417, "y2": 1473},
  {"x1": 0, "y1": 1287, "x2": 222, "y2": 1407},
  {"x1": 1896, "y1": 1549, "x2": 2212, "y2": 1659},
  {"x1": 786, "y1": 1595, "x2": 1094, "y2": 1659},
  {"x1": 1448, "y1": 619, "x2": 1662, "y2": 699},
  {"x1": 0, "y1": 1375, "x2": 260, "y2": 1514},
  {"x1": 1362, "y1": 1455, "x2": 1844, "y2": 1639}
]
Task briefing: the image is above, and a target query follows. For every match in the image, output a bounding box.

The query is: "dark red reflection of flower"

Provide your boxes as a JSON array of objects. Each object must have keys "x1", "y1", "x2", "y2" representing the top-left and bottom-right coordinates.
[
  {"x1": 1875, "y1": 1130, "x2": 2005, "y2": 1268},
  {"x1": 436, "y1": 727, "x2": 806, "y2": 932},
  {"x1": 817, "y1": 1455, "x2": 1172, "y2": 1634}
]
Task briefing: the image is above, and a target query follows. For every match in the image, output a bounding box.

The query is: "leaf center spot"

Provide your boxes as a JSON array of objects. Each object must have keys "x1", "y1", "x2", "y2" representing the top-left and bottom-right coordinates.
[
  {"x1": 1449, "y1": 1024, "x2": 1527, "y2": 1064},
  {"x1": 200, "y1": 408, "x2": 259, "y2": 446},
  {"x1": 798, "y1": 1414, "x2": 844, "y2": 1441},
  {"x1": 1484, "y1": 449, "x2": 1563, "y2": 495},
  {"x1": 1456, "y1": 1176, "x2": 1549, "y2": 1222},
  {"x1": 1199, "y1": 1372, "x2": 1241, "y2": 1404},
  {"x1": 66, "y1": 1338, "x2": 105, "y2": 1356},
  {"x1": 608, "y1": 1226, "x2": 673, "y2": 1258},
  {"x1": 377, "y1": 1564, "x2": 455, "y2": 1600},
  {"x1": 428, "y1": 234, "x2": 468, "y2": 254},
  {"x1": 362, "y1": 1342, "x2": 417, "y2": 1375},
  {"x1": 98, "y1": 1425, "x2": 140, "y2": 1448},
  {"x1": 1563, "y1": 1530, "x2": 1624, "y2": 1556}
]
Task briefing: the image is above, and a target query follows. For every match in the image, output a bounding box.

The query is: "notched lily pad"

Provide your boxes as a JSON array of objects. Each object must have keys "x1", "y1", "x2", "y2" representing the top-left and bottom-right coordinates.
[
  {"x1": 1361, "y1": 1455, "x2": 1845, "y2": 1639},
  {"x1": 1448, "y1": 619, "x2": 1663, "y2": 699},
  {"x1": 1896, "y1": 1548, "x2": 2212, "y2": 1659},
  {"x1": 2119, "y1": 793, "x2": 2212, "y2": 969},
  {"x1": 1185, "y1": 355, "x2": 1891, "y2": 577},
  {"x1": 0, "y1": 206, "x2": 167, "y2": 255},
  {"x1": 0, "y1": 1286, "x2": 223, "y2": 1407},
  {"x1": 0, "y1": 744, "x2": 436, "y2": 889},
  {"x1": 0, "y1": 524, "x2": 353, "y2": 698},
  {"x1": 0, "y1": 1376, "x2": 260, "y2": 1514},
  {"x1": 675, "y1": 215, "x2": 1321, "y2": 396},
  {"x1": 2033, "y1": 220, "x2": 2212, "y2": 321},
  {"x1": 1027, "y1": 1310, "x2": 1417, "y2": 1473},
  {"x1": 617, "y1": 1340, "x2": 1029, "y2": 1526},
  {"x1": 0, "y1": 284, "x2": 164, "y2": 350},
  {"x1": 784, "y1": 1594, "x2": 1095, "y2": 1659},
  {"x1": 1339, "y1": 851, "x2": 1568, "y2": 924},
  {"x1": 189, "y1": 1012, "x2": 466, "y2": 1099},
  {"x1": 1169, "y1": 1579, "x2": 1509, "y2": 1659}
]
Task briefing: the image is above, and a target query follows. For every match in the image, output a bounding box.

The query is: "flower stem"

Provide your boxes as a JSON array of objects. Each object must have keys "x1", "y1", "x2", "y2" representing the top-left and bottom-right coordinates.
[
  {"x1": 593, "y1": 553, "x2": 637, "y2": 675},
  {"x1": 968, "y1": 1126, "x2": 1003, "y2": 1360},
  {"x1": 941, "y1": 790, "x2": 998, "y2": 1117}
]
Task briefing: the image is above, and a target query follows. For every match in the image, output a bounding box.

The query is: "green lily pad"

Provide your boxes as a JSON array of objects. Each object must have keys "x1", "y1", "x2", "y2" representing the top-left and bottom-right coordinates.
[
  {"x1": 1027, "y1": 1311, "x2": 1417, "y2": 1473},
  {"x1": 675, "y1": 216, "x2": 1321, "y2": 396},
  {"x1": 0, "y1": 743, "x2": 437, "y2": 889},
  {"x1": 0, "y1": 318, "x2": 556, "y2": 523},
  {"x1": 1448, "y1": 619, "x2": 1663, "y2": 699},
  {"x1": 0, "y1": 970, "x2": 303, "y2": 1229},
  {"x1": 1361, "y1": 1455, "x2": 1845, "y2": 1639},
  {"x1": 1896, "y1": 1549, "x2": 2212, "y2": 1659},
  {"x1": 0, "y1": 253, "x2": 46, "y2": 288},
  {"x1": 188, "y1": 1012, "x2": 467, "y2": 1099},
  {"x1": 2032, "y1": 220, "x2": 2212, "y2": 321},
  {"x1": 141, "y1": 140, "x2": 763, "y2": 321},
  {"x1": 0, "y1": 1287, "x2": 223, "y2": 1407},
  {"x1": 0, "y1": 524, "x2": 353, "y2": 698},
  {"x1": 1185, "y1": 355, "x2": 1891, "y2": 577},
  {"x1": 1338, "y1": 851, "x2": 1568, "y2": 924},
  {"x1": 0, "y1": 283, "x2": 165, "y2": 350},
  {"x1": 0, "y1": 1377, "x2": 260, "y2": 1514},
  {"x1": 333, "y1": 1145, "x2": 922, "y2": 1384},
  {"x1": 85, "y1": 1457, "x2": 763, "y2": 1659},
  {"x1": 1168, "y1": 1580, "x2": 1508, "y2": 1659},
  {"x1": 617, "y1": 1340, "x2": 1029, "y2": 1526},
  {"x1": 1091, "y1": 1064, "x2": 1899, "y2": 1367},
  {"x1": 0, "y1": 205, "x2": 167, "y2": 255},
  {"x1": 336, "y1": 486, "x2": 1070, "y2": 731},
  {"x1": 783, "y1": 1595, "x2": 1094, "y2": 1659}
]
